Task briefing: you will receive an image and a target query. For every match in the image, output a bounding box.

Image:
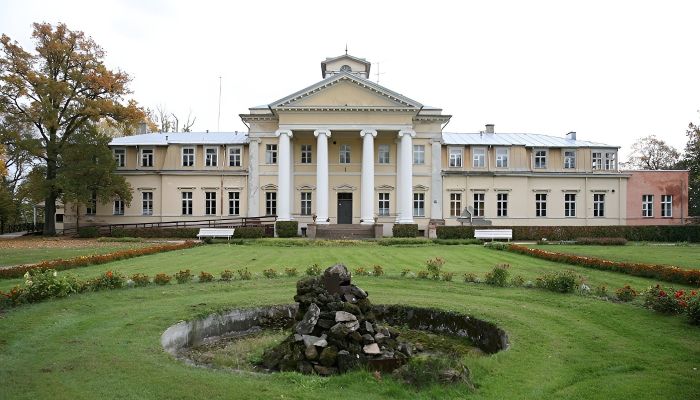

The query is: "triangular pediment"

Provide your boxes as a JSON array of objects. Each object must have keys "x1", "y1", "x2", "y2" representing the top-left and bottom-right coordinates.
[{"x1": 270, "y1": 73, "x2": 422, "y2": 110}]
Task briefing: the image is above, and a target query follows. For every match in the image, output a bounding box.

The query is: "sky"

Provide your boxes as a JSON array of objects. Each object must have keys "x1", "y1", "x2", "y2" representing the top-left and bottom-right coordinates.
[{"x1": 1, "y1": 0, "x2": 699, "y2": 160}]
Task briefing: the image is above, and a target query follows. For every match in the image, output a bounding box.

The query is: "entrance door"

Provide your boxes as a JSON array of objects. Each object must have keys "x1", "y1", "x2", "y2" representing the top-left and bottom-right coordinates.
[{"x1": 337, "y1": 193, "x2": 353, "y2": 224}]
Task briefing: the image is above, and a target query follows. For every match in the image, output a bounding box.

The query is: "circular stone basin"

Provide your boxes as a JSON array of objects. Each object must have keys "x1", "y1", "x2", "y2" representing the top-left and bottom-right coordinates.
[{"x1": 161, "y1": 304, "x2": 509, "y2": 369}]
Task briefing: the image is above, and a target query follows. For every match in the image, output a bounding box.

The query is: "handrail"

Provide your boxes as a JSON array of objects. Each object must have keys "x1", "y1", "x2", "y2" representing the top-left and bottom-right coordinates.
[{"x1": 59, "y1": 216, "x2": 277, "y2": 235}]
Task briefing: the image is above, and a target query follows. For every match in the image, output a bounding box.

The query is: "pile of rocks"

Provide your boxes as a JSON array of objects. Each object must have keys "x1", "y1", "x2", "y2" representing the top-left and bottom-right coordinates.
[{"x1": 261, "y1": 264, "x2": 413, "y2": 375}]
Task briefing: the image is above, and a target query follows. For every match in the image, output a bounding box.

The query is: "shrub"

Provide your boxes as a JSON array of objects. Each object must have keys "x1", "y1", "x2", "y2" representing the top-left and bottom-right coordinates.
[
  {"x1": 77, "y1": 226, "x2": 99, "y2": 238},
  {"x1": 354, "y1": 267, "x2": 369, "y2": 276},
  {"x1": 393, "y1": 224, "x2": 418, "y2": 238},
  {"x1": 594, "y1": 284, "x2": 609, "y2": 298},
  {"x1": 372, "y1": 265, "x2": 384, "y2": 277},
  {"x1": 435, "y1": 226, "x2": 474, "y2": 239},
  {"x1": 220, "y1": 270, "x2": 234, "y2": 281},
  {"x1": 644, "y1": 285, "x2": 692, "y2": 314},
  {"x1": 417, "y1": 270, "x2": 430, "y2": 279},
  {"x1": 377, "y1": 238, "x2": 432, "y2": 246},
  {"x1": 174, "y1": 269, "x2": 193, "y2": 284},
  {"x1": 198, "y1": 271, "x2": 214, "y2": 283},
  {"x1": 237, "y1": 268, "x2": 252, "y2": 280},
  {"x1": 441, "y1": 271, "x2": 455, "y2": 282},
  {"x1": 535, "y1": 270, "x2": 579, "y2": 293},
  {"x1": 484, "y1": 264, "x2": 510, "y2": 287},
  {"x1": 275, "y1": 221, "x2": 299, "y2": 238},
  {"x1": 234, "y1": 227, "x2": 266, "y2": 239},
  {"x1": 202, "y1": 237, "x2": 214, "y2": 244},
  {"x1": 426, "y1": 257, "x2": 445, "y2": 279},
  {"x1": 615, "y1": 285, "x2": 638, "y2": 302},
  {"x1": 510, "y1": 275, "x2": 525, "y2": 287},
  {"x1": 305, "y1": 264, "x2": 322, "y2": 276},
  {"x1": 21, "y1": 269, "x2": 78, "y2": 302},
  {"x1": 687, "y1": 292, "x2": 700, "y2": 325},
  {"x1": 153, "y1": 273, "x2": 172, "y2": 285},
  {"x1": 574, "y1": 237, "x2": 628, "y2": 246},
  {"x1": 92, "y1": 270, "x2": 125, "y2": 290},
  {"x1": 484, "y1": 242, "x2": 509, "y2": 251},
  {"x1": 262, "y1": 268, "x2": 279, "y2": 279},
  {"x1": 463, "y1": 273, "x2": 477, "y2": 283},
  {"x1": 131, "y1": 273, "x2": 151, "y2": 287},
  {"x1": 285, "y1": 267, "x2": 298, "y2": 277},
  {"x1": 432, "y1": 238, "x2": 482, "y2": 245},
  {"x1": 400, "y1": 268, "x2": 412, "y2": 277}
]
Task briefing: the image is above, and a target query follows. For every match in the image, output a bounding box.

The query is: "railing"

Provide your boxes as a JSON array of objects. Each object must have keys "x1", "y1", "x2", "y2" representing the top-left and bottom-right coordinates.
[
  {"x1": 59, "y1": 216, "x2": 277, "y2": 236},
  {"x1": 0, "y1": 222, "x2": 44, "y2": 235}
]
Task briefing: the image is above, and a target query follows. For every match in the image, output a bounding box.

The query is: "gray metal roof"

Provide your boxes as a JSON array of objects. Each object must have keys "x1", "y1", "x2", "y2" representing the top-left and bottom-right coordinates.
[
  {"x1": 442, "y1": 132, "x2": 618, "y2": 148},
  {"x1": 109, "y1": 132, "x2": 248, "y2": 146}
]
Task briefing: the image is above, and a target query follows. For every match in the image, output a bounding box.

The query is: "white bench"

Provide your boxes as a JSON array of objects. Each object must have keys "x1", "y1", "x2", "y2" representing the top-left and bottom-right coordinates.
[
  {"x1": 196, "y1": 228, "x2": 235, "y2": 240},
  {"x1": 474, "y1": 229, "x2": 512, "y2": 241}
]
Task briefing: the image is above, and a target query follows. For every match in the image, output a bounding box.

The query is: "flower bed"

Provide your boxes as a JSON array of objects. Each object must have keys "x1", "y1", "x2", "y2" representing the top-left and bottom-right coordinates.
[
  {"x1": 0, "y1": 241, "x2": 199, "y2": 279},
  {"x1": 504, "y1": 244, "x2": 700, "y2": 286}
]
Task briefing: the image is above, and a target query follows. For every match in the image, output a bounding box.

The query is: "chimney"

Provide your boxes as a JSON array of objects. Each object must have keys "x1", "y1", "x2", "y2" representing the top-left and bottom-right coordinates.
[
  {"x1": 138, "y1": 122, "x2": 148, "y2": 134},
  {"x1": 485, "y1": 124, "x2": 495, "y2": 134},
  {"x1": 566, "y1": 131, "x2": 576, "y2": 140}
]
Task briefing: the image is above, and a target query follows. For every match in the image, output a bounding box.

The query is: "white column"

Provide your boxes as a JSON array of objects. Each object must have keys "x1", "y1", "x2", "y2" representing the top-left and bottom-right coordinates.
[
  {"x1": 397, "y1": 129, "x2": 416, "y2": 224},
  {"x1": 275, "y1": 129, "x2": 293, "y2": 221},
  {"x1": 360, "y1": 129, "x2": 377, "y2": 224},
  {"x1": 314, "y1": 129, "x2": 331, "y2": 224},
  {"x1": 430, "y1": 138, "x2": 443, "y2": 219},
  {"x1": 247, "y1": 138, "x2": 260, "y2": 217},
  {"x1": 289, "y1": 137, "x2": 294, "y2": 215}
]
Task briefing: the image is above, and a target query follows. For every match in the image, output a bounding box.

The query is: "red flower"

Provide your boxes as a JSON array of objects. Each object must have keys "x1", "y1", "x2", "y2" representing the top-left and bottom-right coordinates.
[
  {"x1": 106, "y1": 271, "x2": 113, "y2": 278},
  {"x1": 679, "y1": 300, "x2": 688, "y2": 308},
  {"x1": 659, "y1": 290, "x2": 667, "y2": 297},
  {"x1": 674, "y1": 290, "x2": 685, "y2": 299}
]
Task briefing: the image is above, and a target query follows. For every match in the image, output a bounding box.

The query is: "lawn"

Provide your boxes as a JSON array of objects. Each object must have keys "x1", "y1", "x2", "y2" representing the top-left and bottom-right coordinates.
[
  {"x1": 528, "y1": 243, "x2": 700, "y2": 269},
  {"x1": 1, "y1": 242, "x2": 698, "y2": 399},
  {"x1": 0, "y1": 238, "x2": 153, "y2": 267}
]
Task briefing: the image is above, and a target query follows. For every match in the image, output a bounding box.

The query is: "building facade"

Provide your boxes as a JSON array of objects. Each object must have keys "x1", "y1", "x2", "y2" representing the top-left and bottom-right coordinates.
[{"x1": 66, "y1": 54, "x2": 689, "y2": 235}]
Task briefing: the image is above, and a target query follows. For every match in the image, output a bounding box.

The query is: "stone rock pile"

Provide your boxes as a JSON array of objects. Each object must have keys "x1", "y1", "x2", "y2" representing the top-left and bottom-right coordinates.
[{"x1": 261, "y1": 264, "x2": 413, "y2": 375}]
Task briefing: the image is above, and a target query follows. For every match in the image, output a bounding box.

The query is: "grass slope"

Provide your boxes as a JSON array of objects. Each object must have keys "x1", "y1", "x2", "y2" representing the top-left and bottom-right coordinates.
[
  {"x1": 529, "y1": 243, "x2": 700, "y2": 269},
  {"x1": 0, "y1": 242, "x2": 152, "y2": 268}
]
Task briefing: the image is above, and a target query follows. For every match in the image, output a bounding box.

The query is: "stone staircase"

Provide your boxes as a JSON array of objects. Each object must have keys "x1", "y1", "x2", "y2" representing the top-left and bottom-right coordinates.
[{"x1": 315, "y1": 224, "x2": 376, "y2": 240}]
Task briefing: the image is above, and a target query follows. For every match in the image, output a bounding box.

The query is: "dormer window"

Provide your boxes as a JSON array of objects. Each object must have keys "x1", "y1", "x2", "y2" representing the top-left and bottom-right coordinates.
[{"x1": 340, "y1": 64, "x2": 352, "y2": 72}]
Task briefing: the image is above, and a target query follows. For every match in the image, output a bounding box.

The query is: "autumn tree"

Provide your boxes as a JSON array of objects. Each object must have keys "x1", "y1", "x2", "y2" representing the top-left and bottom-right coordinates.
[
  {"x1": 627, "y1": 135, "x2": 681, "y2": 170},
  {"x1": 0, "y1": 22, "x2": 144, "y2": 235},
  {"x1": 678, "y1": 122, "x2": 700, "y2": 216}
]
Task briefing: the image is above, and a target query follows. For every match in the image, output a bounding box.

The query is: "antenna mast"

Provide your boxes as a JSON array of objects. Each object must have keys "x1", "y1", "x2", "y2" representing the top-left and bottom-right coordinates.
[
  {"x1": 217, "y1": 76, "x2": 222, "y2": 132},
  {"x1": 375, "y1": 62, "x2": 384, "y2": 84}
]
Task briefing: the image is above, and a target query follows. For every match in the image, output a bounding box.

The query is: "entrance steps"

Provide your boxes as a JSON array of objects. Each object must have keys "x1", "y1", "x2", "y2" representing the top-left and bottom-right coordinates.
[{"x1": 314, "y1": 224, "x2": 376, "y2": 240}]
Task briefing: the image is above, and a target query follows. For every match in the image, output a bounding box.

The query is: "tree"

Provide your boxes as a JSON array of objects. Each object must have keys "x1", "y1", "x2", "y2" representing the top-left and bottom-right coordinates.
[
  {"x1": 626, "y1": 135, "x2": 681, "y2": 170},
  {"x1": 679, "y1": 122, "x2": 700, "y2": 216},
  {"x1": 0, "y1": 22, "x2": 144, "y2": 235}
]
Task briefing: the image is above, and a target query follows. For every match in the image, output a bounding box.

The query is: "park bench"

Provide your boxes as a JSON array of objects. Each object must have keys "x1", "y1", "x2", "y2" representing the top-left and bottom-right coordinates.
[
  {"x1": 474, "y1": 229, "x2": 512, "y2": 241},
  {"x1": 196, "y1": 228, "x2": 235, "y2": 240}
]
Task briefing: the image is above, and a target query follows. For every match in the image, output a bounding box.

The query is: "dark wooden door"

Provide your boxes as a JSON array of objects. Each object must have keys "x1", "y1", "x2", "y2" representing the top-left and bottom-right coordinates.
[{"x1": 337, "y1": 193, "x2": 352, "y2": 224}]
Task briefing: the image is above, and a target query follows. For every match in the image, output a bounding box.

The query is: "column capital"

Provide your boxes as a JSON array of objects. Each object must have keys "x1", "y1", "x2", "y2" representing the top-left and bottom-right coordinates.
[
  {"x1": 398, "y1": 129, "x2": 416, "y2": 138},
  {"x1": 360, "y1": 129, "x2": 377, "y2": 138},
  {"x1": 275, "y1": 129, "x2": 293, "y2": 138},
  {"x1": 313, "y1": 129, "x2": 331, "y2": 138}
]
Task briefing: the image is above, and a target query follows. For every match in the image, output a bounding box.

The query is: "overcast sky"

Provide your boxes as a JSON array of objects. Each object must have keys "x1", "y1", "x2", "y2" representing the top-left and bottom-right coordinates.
[{"x1": 1, "y1": 0, "x2": 699, "y2": 160}]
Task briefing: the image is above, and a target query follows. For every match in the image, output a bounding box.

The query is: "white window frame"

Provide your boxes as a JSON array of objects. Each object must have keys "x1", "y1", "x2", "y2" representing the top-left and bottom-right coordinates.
[
  {"x1": 113, "y1": 148, "x2": 125, "y2": 168},
  {"x1": 448, "y1": 147, "x2": 463, "y2": 168},
  {"x1": 228, "y1": 191, "x2": 240, "y2": 216},
  {"x1": 204, "y1": 147, "x2": 218, "y2": 167},
  {"x1": 534, "y1": 149, "x2": 547, "y2": 169},
  {"x1": 300, "y1": 191, "x2": 312, "y2": 216},
  {"x1": 228, "y1": 146, "x2": 242, "y2": 167},
  {"x1": 642, "y1": 194, "x2": 654, "y2": 217},
  {"x1": 564, "y1": 193, "x2": 576, "y2": 217},
  {"x1": 378, "y1": 192, "x2": 390, "y2": 216},
  {"x1": 266, "y1": 144, "x2": 278, "y2": 164},
  {"x1": 413, "y1": 145, "x2": 425, "y2": 165},
  {"x1": 205, "y1": 191, "x2": 217, "y2": 215},
  {"x1": 472, "y1": 147, "x2": 486, "y2": 168},
  {"x1": 86, "y1": 191, "x2": 97, "y2": 215},
  {"x1": 113, "y1": 198, "x2": 124, "y2": 216},
  {"x1": 378, "y1": 144, "x2": 390, "y2": 164},
  {"x1": 495, "y1": 148, "x2": 509, "y2": 168},
  {"x1": 593, "y1": 193, "x2": 605, "y2": 217},
  {"x1": 181, "y1": 146, "x2": 195, "y2": 167},
  {"x1": 497, "y1": 193, "x2": 508, "y2": 217},
  {"x1": 140, "y1": 148, "x2": 154, "y2": 168},
  {"x1": 592, "y1": 151, "x2": 603, "y2": 170},
  {"x1": 564, "y1": 150, "x2": 576, "y2": 169},
  {"x1": 265, "y1": 192, "x2": 277, "y2": 216},
  {"x1": 182, "y1": 191, "x2": 193, "y2": 215},
  {"x1": 300, "y1": 144, "x2": 312, "y2": 164},
  {"x1": 661, "y1": 195, "x2": 672, "y2": 218},
  {"x1": 450, "y1": 193, "x2": 462, "y2": 217},
  {"x1": 339, "y1": 144, "x2": 351, "y2": 164},
  {"x1": 413, "y1": 192, "x2": 425, "y2": 217},
  {"x1": 604, "y1": 152, "x2": 617, "y2": 170},
  {"x1": 535, "y1": 193, "x2": 547, "y2": 217},
  {"x1": 142, "y1": 191, "x2": 153, "y2": 215},
  {"x1": 473, "y1": 193, "x2": 485, "y2": 217}
]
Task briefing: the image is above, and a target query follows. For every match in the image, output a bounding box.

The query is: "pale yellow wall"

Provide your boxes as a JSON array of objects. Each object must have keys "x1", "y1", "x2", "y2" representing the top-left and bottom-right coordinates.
[{"x1": 277, "y1": 111, "x2": 414, "y2": 126}]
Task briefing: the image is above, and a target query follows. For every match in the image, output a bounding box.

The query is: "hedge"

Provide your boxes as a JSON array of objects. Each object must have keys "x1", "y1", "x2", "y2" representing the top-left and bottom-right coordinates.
[
  {"x1": 392, "y1": 224, "x2": 418, "y2": 238},
  {"x1": 436, "y1": 225, "x2": 700, "y2": 242},
  {"x1": 275, "y1": 221, "x2": 299, "y2": 238},
  {"x1": 233, "y1": 226, "x2": 265, "y2": 238},
  {"x1": 78, "y1": 226, "x2": 99, "y2": 238}
]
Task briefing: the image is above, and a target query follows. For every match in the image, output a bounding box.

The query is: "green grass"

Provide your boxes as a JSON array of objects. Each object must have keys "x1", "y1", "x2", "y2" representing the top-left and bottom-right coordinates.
[
  {"x1": 529, "y1": 243, "x2": 700, "y2": 269},
  {"x1": 0, "y1": 242, "x2": 153, "y2": 268}
]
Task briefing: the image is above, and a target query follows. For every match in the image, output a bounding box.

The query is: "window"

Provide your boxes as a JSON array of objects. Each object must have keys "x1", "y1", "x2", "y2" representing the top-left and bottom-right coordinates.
[
  {"x1": 205, "y1": 191, "x2": 217, "y2": 215},
  {"x1": 592, "y1": 152, "x2": 602, "y2": 170},
  {"x1": 113, "y1": 198, "x2": 124, "y2": 215},
  {"x1": 448, "y1": 147, "x2": 463, "y2": 167},
  {"x1": 605, "y1": 152, "x2": 616, "y2": 170},
  {"x1": 378, "y1": 144, "x2": 390, "y2": 164},
  {"x1": 205, "y1": 147, "x2": 218, "y2": 167},
  {"x1": 450, "y1": 193, "x2": 462, "y2": 217},
  {"x1": 413, "y1": 145, "x2": 425, "y2": 165},
  {"x1": 564, "y1": 150, "x2": 576, "y2": 169},
  {"x1": 534, "y1": 150, "x2": 547, "y2": 169},
  {"x1": 472, "y1": 147, "x2": 486, "y2": 168},
  {"x1": 113, "y1": 148, "x2": 125, "y2": 167},
  {"x1": 265, "y1": 192, "x2": 277, "y2": 216},
  {"x1": 497, "y1": 193, "x2": 508, "y2": 217},
  {"x1": 266, "y1": 144, "x2": 278, "y2": 164},
  {"x1": 564, "y1": 193, "x2": 576, "y2": 217},
  {"x1": 661, "y1": 195, "x2": 672, "y2": 217},
  {"x1": 55, "y1": 213, "x2": 64, "y2": 223},
  {"x1": 593, "y1": 194, "x2": 605, "y2": 217},
  {"x1": 535, "y1": 193, "x2": 547, "y2": 217},
  {"x1": 339, "y1": 144, "x2": 351, "y2": 164},
  {"x1": 413, "y1": 193, "x2": 425, "y2": 217},
  {"x1": 642, "y1": 195, "x2": 654, "y2": 217},
  {"x1": 378, "y1": 193, "x2": 390, "y2": 216},
  {"x1": 228, "y1": 192, "x2": 240, "y2": 216},
  {"x1": 300, "y1": 144, "x2": 312, "y2": 164},
  {"x1": 182, "y1": 147, "x2": 194, "y2": 167},
  {"x1": 182, "y1": 192, "x2": 193, "y2": 215},
  {"x1": 300, "y1": 192, "x2": 312, "y2": 215},
  {"x1": 140, "y1": 148, "x2": 153, "y2": 167},
  {"x1": 86, "y1": 192, "x2": 97, "y2": 215},
  {"x1": 496, "y1": 148, "x2": 509, "y2": 168},
  {"x1": 142, "y1": 192, "x2": 153, "y2": 215},
  {"x1": 228, "y1": 147, "x2": 242, "y2": 167},
  {"x1": 473, "y1": 193, "x2": 484, "y2": 217}
]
